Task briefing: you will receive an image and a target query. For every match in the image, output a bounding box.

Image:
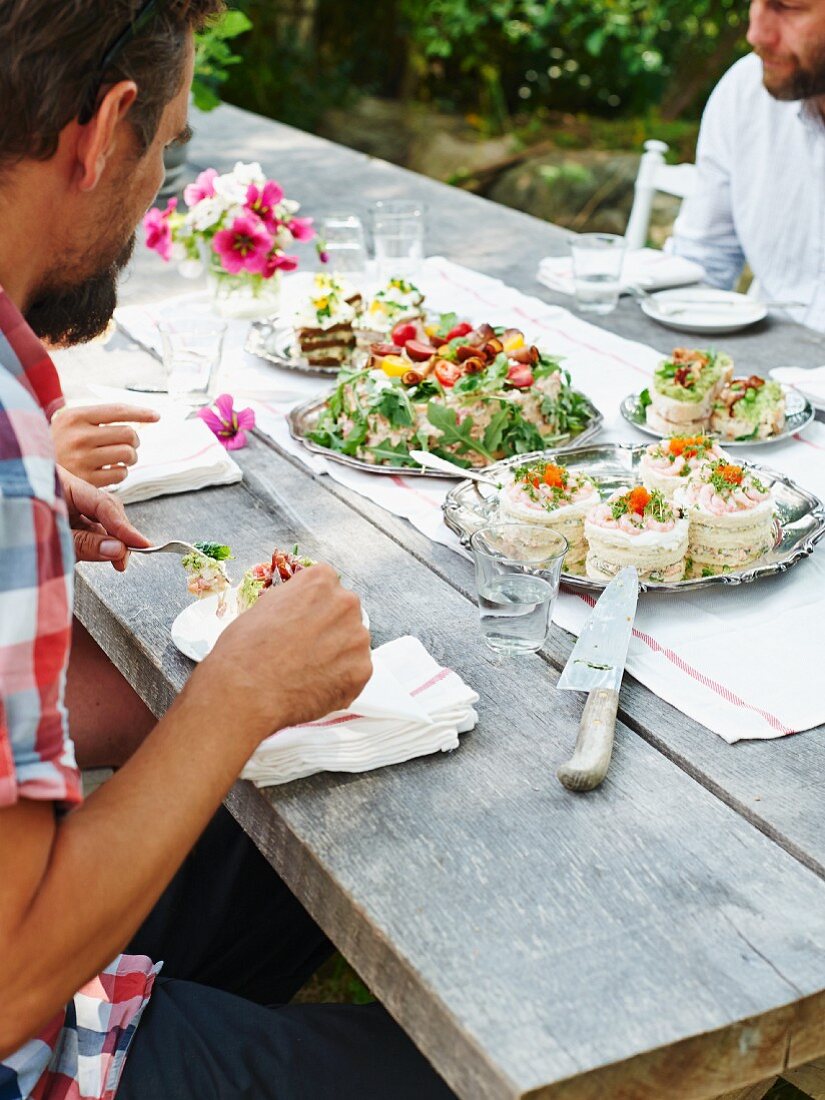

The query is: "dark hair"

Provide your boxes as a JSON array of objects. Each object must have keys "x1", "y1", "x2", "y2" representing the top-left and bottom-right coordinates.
[{"x1": 0, "y1": 0, "x2": 225, "y2": 168}]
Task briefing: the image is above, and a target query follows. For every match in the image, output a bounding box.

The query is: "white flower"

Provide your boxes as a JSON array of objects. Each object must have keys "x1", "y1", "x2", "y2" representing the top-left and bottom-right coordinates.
[
  {"x1": 212, "y1": 161, "x2": 266, "y2": 206},
  {"x1": 230, "y1": 161, "x2": 265, "y2": 185},
  {"x1": 187, "y1": 196, "x2": 225, "y2": 231},
  {"x1": 280, "y1": 198, "x2": 300, "y2": 215}
]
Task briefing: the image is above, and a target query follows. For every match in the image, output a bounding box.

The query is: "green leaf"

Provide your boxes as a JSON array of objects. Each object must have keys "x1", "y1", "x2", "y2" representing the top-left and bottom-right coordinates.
[
  {"x1": 639, "y1": 387, "x2": 652, "y2": 409},
  {"x1": 366, "y1": 441, "x2": 419, "y2": 466},
  {"x1": 190, "y1": 81, "x2": 222, "y2": 112},
  {"x1": 193, "y1": 541, "x2": 233, "y2": 561},
  {"x1": 483, "y1": 407, "x2": 511, "y2": 455},
  {"x1": 426, "y1": 402, "x2": 494, "y2": 461},
  {"x1": 372, "y1": 388, "x2": 414, "y2": 429}
]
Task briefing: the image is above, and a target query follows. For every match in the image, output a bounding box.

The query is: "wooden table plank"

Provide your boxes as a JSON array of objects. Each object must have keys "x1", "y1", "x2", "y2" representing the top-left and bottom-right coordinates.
[{"x1": 73, "y1": 438, "x2": 825, "y2": 1100}]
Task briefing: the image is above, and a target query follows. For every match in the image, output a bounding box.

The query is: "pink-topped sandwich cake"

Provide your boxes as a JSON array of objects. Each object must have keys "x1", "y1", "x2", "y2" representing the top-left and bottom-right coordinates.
[
  {"x1": 639, "y1": 434, "x2": 730, "y2": 499},
  {"x1": 673, "y1": 460, "x2": 775, "y2": 575},
  {"x1": 499, "y1": 460, "x2": 599, "y2": 571},
  {"x1": 584, "y1": 486, "x2": 689, "y2": 583}
]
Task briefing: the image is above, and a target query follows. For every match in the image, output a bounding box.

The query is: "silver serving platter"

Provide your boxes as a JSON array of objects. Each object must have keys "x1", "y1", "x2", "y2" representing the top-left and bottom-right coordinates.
[
  {"x1": 288, "y1": 392, "x2": 604, "y2": 478},
  {"x1": 245, "y1": 322, "x2": 366, "y2": 378},
  {"x1": 620, "y1": 384, "x2": 815, "y2": 446},
  {"x1": 442, "y1": 442, "x2": 825, "y2": 593}
]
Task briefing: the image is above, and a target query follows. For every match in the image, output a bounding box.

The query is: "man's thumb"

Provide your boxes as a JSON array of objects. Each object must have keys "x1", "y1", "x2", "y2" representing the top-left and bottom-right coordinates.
[{"x1": 73, "y1": 531, "x2": 125, "y2": 563}]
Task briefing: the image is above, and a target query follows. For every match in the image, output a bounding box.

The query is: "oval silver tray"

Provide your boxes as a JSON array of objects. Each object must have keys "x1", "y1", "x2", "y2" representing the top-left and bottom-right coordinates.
[
  {"x1": 288, "y1": 392, "x2": 604, "y2": 478},
  {"x1": 442, "y1": 442, "x2": 825, "y2": 593},
  {"x1": 245, "y1": 322, "x2": 366, "y2": 378},
  {"x1": 620, "y1": 384, "x2": 815, "y2": 446}
]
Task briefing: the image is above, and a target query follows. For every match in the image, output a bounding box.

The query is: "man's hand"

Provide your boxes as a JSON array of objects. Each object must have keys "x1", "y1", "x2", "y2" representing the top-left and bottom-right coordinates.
[
  {"x1": 58, "y1": 466, "x2": 151, "y2": 571},
  {"x1": 52, "y1": 404, "x2": 159, "y2": 487},
  {"x1": 206, "y1": 565, "x2": 372, "y2": 738}
]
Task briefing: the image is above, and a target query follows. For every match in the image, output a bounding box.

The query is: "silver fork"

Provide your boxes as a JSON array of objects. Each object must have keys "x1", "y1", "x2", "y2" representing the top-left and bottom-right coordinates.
[{"x1": 129, "y1": 541, "x2": 200, "y2": 557}]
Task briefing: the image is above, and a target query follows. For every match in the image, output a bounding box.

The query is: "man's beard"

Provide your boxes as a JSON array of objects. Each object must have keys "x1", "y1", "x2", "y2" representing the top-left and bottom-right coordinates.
[
  {"x1": 759, "y1": 45, "x2": 825, "y2": 100},
  {"x1": 25, "y1": 233, "x2": 136, "y2": 347}
]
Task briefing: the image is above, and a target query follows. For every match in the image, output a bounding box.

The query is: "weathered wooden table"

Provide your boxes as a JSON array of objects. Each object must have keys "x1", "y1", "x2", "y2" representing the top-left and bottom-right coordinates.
[{"x1": 65, "y1": 104, "x2": 825, "y2": 1100}]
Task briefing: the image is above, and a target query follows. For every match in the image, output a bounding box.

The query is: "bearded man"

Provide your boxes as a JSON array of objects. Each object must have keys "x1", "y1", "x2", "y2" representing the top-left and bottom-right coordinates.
[
  {"x1": 670, "y1": 0, "x2": 825, "y2": 331},
  {"x1": 0, "y1": 2, "x2": 455, "y2": 1098}
]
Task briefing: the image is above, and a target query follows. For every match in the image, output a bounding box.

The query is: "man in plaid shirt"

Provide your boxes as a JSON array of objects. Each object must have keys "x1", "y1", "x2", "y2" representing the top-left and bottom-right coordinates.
[{"x1": 0, "y1": 2, "x2": 456, "y2": 1098}]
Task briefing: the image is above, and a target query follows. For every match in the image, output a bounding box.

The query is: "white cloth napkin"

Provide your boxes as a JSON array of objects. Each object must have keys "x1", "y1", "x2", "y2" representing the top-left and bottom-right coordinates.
[
  {"x1": 537, "y1": 247, "x2": 705, "y2": 297},
  {"x1": 110, "y1": 414, "x2": 242, "y2": 504},
  {"x1": 771, "y1": 365, "x2": 825, "y2": 411},
  {"x1": 241, "y1": 636, "x2": 479, "y2": 786}
]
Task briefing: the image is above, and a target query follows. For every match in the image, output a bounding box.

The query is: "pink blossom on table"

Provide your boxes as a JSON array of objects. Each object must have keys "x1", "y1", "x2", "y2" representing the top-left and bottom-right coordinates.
[
  {"x1": 286, "y1": 215, "x2": 315, "y2": 242},
  {"x1": 183, "y1": 167, "x2": 218, "y2": 207},
  {"x1": 212, "y1": 212, "x2": 274, "y2": 275},
  {"x1": 261, "y1": 252, "x2": 299, "y2": 277},
  {"x1": 142, "y1": 198, "x2": 177, "y2": 261},
  {"x1": 197, "y1": 393, "x2": 256, "y2": 451},
  {"x1": 245, "y1": 181, "x2": 285, "y2": 232}
]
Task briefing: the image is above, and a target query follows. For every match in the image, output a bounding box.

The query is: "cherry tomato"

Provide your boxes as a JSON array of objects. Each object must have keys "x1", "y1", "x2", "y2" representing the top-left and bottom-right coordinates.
[
  {"x1": 371, "y1": 343, "x2": 403, "y2": 357},
  {"x1": 434, "y1": 360, "x2": 463, "y2": 387},
  {"x1": 506, "y1": 363, "x2": 534, "y2": 389},
  {"x1": 391, "y1": 321, "x2": 418, "y2": 345},
  {"x1": 444, "y1": 321, "x2": 474, "y2": 341},
  {"x1": 405, "y1": 340, "x2": 437, "y2": 362}
]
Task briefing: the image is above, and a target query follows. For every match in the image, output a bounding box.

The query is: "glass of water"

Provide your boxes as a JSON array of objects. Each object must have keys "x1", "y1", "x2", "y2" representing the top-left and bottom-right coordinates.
[
  {"x1": 569, "y1": 233, "x2": 626, "y2": 315},
  {"x1": 372, "y1": 199, "x2": 424, "y2": 280},
  {"x1": 321, "y1": 212, "x2": 367, "y2": 276},
  {"x1": 470, "y1": 523, "x2": 568, "y2": 656},
  {"x1": 158, "y1": 319, "x2": 226, "y2": 405}
]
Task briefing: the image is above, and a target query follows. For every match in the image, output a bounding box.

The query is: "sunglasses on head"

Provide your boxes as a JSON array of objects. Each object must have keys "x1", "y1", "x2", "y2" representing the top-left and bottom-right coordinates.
[{"x1": 78, "y1": 0, "x2": 166, "y2": 125}]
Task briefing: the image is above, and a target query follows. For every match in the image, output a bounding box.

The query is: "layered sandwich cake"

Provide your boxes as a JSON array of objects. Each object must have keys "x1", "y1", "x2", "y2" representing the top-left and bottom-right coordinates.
[
  {"x1": 294, "y1": 274, "x2": 363, "y2": 367},
  {"x1": 499, "y1": 460, "x2": 600, "y2": 572},
  {"x1": 710, "y1": 375, "x2": 786, "y2": 441},
  {"x1": 584, "y1": 486, "x2": 689, "y2": 583},
  {"x1": 673, "y1": 460, "x2": 775, "y2": 575},
  {"x1": 646, "y1": 347, "x2": 733, "y2": 435},
  {"x1": 639, "y1": 434, "x2": 730, "y2": 499}
]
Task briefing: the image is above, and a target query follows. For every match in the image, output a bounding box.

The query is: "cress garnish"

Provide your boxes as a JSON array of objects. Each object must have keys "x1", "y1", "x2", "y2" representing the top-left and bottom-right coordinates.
[{"x1": 609, "y1": 486, "x2": 673, "y2": 525}]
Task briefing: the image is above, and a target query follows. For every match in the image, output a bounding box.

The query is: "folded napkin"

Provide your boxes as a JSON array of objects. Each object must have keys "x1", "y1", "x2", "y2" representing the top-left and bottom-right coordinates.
[
  {"x1": 770, "y1": 365, "x2": 825, "y2": 411},
  {"x1": 110, "y1": 414, "x2": 242, "y2": 504},
  {"x1": 537, "y1": 247, "x2": 705, "y2": 297},
  {"x1": 241, "y1": 636, "x2": 479, "y2": 786}
]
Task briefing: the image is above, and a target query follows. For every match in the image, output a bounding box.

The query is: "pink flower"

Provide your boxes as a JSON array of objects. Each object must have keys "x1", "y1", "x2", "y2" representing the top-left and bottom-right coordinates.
[
  {"x1": 245, "y1": 181, "x2": 285, "y2": 232},
  {"x1": 212, "y1": 212, "x2": 274, "y2": 275},
  {"x1": 287, "y1": 215, "x2": 315, "y2": 242},
  {"x1": 142, "y1": 198, "x2": 177, "y2": 261},
  {"x1": 183, "y1": 167, "x2": 218, "y2": 207},
  {"x1": 262, "y1": 252, "x2": 299, "y2": 277},
  {"x1": 197, "y1": 393, "x2": 256, "y2": 451}
]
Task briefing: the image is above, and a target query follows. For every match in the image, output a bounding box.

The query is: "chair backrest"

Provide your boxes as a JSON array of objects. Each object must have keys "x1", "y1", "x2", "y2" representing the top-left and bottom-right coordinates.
[{"x1": 624, "y1": 140, "x2": 697, "y2": 250}]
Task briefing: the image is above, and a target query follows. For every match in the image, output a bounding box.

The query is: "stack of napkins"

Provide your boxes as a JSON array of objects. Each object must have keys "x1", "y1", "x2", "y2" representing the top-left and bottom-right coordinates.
[
  {"x1": 537, "y1": 247, "x2": 705, "y2": 296},
  {"x1": 241, "y1": 636, "x2": 479, "y2": 787},
  {"x1": 110, "y1": 414, "x2": 242, "y2": 504}
]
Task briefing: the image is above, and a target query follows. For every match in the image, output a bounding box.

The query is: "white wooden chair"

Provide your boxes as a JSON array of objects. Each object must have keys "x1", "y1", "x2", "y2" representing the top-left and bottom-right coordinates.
[{"x1": 624, "y1": 139, "x2": 697, "y2": 250}]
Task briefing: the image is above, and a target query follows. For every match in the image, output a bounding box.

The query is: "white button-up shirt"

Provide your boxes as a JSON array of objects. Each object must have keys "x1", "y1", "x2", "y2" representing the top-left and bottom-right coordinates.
[{"x1": 671, "y1": 52, "x2": 825, "y2": 332}]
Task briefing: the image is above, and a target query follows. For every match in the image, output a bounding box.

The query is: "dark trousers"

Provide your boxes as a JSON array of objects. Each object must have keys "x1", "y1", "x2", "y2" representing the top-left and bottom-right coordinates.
[{"x1": 117, "y1": 808, "x2": 455, "y2": 1100}]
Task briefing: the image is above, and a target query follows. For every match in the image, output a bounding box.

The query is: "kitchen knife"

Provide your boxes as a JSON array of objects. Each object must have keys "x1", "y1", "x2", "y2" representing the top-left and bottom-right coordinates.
[{"x1": 556, "y1": 566, "x2": 638, "y2": 792}]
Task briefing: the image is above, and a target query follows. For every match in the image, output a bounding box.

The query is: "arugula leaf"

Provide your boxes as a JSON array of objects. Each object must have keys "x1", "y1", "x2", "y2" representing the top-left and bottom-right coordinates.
[
  {"x1": 639, "y1": 388, "x2": 652, "y2": 409},
  {"x1": 426, "y1": 402, "x2": 494, "y2": 461},
  {"x1": 372, "y1": 388, "x2": 413, "y2": 429},
  {"x1": 483, "y1": 407, "x2": 511, "y2": 455},
  {"x1": 367, "y1": 441, "x2": 419, "y2": 467},
  {"x1": 193, "y1": 542, "x2": 232, "y2": 561},
  {"x1": 436, "y1": 311, "x2": 458, "y2": 337}
]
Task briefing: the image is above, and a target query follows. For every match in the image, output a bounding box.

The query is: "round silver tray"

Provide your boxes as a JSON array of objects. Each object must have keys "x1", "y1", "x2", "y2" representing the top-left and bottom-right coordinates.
[
  {"x1": 288, "y1": 392, "x2": 604, "y2": 477},
  {"x1": 442, "y1": 442, "x2": 825, "y2": 593},
  {"x1": 245, "y1": 322, "x2": 365, "y2": 378},
  {"x1": 620, "y1": 384, "x2": 815, "y2": 446}
]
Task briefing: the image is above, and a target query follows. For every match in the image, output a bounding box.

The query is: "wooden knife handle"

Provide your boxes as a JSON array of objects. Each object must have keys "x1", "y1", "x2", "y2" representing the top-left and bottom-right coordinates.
[{"x1": 556, "y1": 688, "x2": 620, "y2": 792}]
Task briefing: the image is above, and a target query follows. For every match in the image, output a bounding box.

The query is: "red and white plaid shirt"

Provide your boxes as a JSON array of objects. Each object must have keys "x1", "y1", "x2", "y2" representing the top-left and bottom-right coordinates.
[{"x1": 0, "y1": 288, "x2": 158, "y2": 1099}]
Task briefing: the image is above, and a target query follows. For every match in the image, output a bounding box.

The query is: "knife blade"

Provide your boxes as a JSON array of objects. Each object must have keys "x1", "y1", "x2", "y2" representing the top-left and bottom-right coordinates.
[{"x1": 556, "y1": 566, "x2": 638, "y2": 792}]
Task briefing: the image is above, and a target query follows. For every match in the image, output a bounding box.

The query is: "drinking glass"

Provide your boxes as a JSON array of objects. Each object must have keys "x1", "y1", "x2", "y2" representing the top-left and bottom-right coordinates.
[
  {"x1": 321, "y1": 212, "x2": 367, "y2": 276},
  {"x1": 470, "y1": 523, "x2": 568, "y2": 656},
  {"x1": 372, "y1": 199, "x2": 425, "y2": 280},
  {"x1": 569, "y1": 233, "x2": 626, "y2": 315},
  {"x1": 159, "y1": 319, "x2": 226, "y2": 404}
]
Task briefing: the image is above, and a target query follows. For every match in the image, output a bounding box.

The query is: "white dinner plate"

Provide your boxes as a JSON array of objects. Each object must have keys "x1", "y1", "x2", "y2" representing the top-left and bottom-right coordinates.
[
  {"x1": 172, "y1": 591, "x2": 370, "y2": 663},
  {"x1": 640, "y1": 287, "x2": 767, "y2": 334}
]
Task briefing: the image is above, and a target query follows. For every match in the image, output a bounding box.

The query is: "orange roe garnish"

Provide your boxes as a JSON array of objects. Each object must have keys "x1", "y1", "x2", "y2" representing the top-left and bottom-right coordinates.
[
  {"x1": 718, "y1": 464, "x2": 744, "y2": 485},
  {"x1": 668, "y1": 435, "x2": 707, "y2": 459},
  {"x1": 627, "y1": 487, "x2": 651, "y2": 515},
  {"x1": 542, "y1": 463, "x2": 566, "y2": 489}
]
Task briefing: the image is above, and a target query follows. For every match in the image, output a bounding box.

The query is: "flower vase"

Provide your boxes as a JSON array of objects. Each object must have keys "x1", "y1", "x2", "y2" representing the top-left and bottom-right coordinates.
[{"x1": 208, "y1": 262, "x2": 282, "y2": 321}]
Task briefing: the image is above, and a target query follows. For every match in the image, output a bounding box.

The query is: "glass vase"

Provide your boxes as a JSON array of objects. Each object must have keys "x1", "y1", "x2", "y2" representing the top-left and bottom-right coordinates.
[{"x1": 207, "y1": 262, "x2": 282, "y2": 321}]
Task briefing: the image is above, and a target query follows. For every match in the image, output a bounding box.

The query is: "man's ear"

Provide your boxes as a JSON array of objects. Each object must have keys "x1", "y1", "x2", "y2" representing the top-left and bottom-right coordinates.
[{"x1": 75, "y1": 80, "x2": 139, "y2": 193}]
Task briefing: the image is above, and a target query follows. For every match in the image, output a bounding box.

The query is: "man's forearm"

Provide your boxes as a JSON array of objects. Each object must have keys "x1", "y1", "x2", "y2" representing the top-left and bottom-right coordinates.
[{"x1": 0, "y1": 664, "x2": 272, "y2": 1054}]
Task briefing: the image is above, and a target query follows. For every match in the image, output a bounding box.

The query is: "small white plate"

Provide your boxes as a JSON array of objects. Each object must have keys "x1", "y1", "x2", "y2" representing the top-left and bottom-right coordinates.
[
  {"x1": 171, "y1": 591, "x2": 370, "y2": 663},
  {"x1": 640, "y1": 287, "x2": 767, "y2": 334}
]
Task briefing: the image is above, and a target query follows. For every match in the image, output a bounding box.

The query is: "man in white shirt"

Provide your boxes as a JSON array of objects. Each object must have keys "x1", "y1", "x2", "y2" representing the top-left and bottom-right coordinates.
[{"x1": 671, "y1": 0, "x2": 825, "y2": 331}]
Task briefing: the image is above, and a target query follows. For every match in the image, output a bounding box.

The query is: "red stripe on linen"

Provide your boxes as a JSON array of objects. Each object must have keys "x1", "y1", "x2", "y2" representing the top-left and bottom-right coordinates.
[
  {"x1": 792, "y1": 431, "x2": 825, "y2": 451},
  {"x1": 411, "y1": 667, "x2": 451, "y2": 695},
  {"x1": 390, "y1": 474, "x2": 442, "y2": 510},
  {"x1": 574, "y1": 591, "x2": 793, "y2": 735}
]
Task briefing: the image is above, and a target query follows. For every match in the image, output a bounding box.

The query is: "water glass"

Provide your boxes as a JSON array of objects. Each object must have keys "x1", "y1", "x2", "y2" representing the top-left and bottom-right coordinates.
[
  {"x1": 470, "y1": 523, "x2": 568, "y2": 656},
  {"x1": 372, "y1": 199, "x2": 424, "y2": 280},
  {"x1": 159, "y1": 319, "x2": 226, "y2": 404},
  {"x1": 570, "y1": 233, "x2": 626, "y2": 315},
  {"x1": 321, "y1": 212, "x2": 367, "y2": 276}
]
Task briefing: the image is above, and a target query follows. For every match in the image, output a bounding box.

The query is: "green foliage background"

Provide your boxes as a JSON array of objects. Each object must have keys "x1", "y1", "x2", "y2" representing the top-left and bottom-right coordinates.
[{"x1": 222, "y1": 0, "x2": 748, "y2": 133}]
